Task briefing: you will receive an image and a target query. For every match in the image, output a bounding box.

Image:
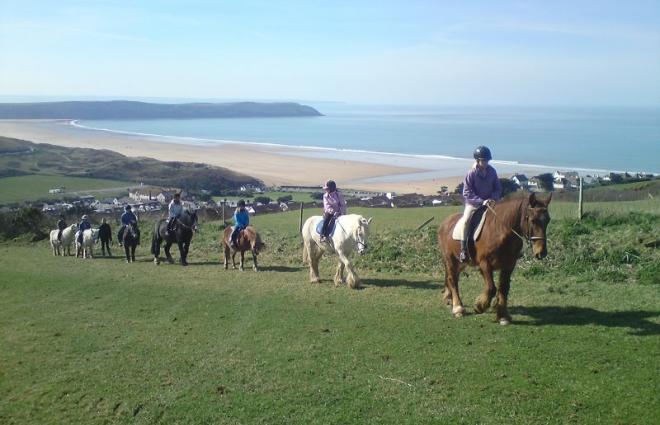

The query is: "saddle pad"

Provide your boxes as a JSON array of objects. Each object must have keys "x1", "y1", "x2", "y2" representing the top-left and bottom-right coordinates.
[
  {"x1": 315, "y1": 219, "x2": 336, "y2": 237},
  {"x1": 452, "y1": 209, "x2": 488, "y2": 241}
]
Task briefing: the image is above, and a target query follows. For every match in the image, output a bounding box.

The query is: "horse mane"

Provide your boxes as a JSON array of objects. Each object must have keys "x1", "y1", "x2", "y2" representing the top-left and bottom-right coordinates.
[{"x1": 490, "y1": 196, "x2": 528, "y2": 233}]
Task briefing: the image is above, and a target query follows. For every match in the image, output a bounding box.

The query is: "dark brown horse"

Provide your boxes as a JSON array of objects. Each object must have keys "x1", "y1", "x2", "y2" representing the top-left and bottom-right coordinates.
[
  {"x1": 437, "y1": 192, "x2": 552, "y2": 325},
  {"x1": 222, "y1": 226, "x2": 265, "y2": 271}
]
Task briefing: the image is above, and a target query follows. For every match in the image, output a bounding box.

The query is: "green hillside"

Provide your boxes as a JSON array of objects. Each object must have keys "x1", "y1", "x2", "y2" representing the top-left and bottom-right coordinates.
[{"x1": 1, "y1": 201, "x2": 659, "y2": 424}]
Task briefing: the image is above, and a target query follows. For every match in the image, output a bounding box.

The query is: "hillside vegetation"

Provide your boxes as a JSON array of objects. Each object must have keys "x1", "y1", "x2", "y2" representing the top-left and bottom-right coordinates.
[
  {"x1": 0, "y1": 137, "x2": 261, "y2": 194},
  {"x1": 1, "y1": 201, "x2": 658, "y2": 424},
  {"x1": 0, "y1": 100, "x2": 322, "y2": 119}
]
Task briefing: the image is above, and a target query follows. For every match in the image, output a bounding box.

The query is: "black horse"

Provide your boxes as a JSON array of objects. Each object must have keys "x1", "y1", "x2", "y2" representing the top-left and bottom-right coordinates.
[
  {"x1": 151, "y1": 210, "x2": 198, "y2": 266},
  {"x1": 123, "y1": 221, "x2": 139, "y2": 263}
]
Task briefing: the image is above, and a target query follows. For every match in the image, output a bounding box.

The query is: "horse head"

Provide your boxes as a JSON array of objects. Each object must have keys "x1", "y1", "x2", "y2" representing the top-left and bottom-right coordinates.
[
  {"x1": 181, "y1": 209, "x2": 199, "y2": 233},
  {"x1": 126, "y1": 221, "x2": 138, "y2": 238},
  {"x1": 248, "y1": 229, "x2": 266, "y2": 254},
  {"x1": 355, "y1": 216, "x2": 373, "y2": 255},
  {"x1": 526, "y1": 192, "x2": 552, "y2": 259}
]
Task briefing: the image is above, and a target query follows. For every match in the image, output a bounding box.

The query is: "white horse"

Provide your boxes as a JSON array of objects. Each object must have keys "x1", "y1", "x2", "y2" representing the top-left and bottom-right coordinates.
[
  {"x1": 49, "y1": 224, "x2": 78, "y2": 256},
  {"x1": 302, "y1": 214, "x2": 372, "y2": 289},
  {"x1": 75, "y1": 228, "x2": 100, "y2": 259}
]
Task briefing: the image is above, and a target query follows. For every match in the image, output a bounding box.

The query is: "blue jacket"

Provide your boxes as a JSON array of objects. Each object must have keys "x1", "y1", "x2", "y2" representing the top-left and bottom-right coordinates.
[
  {"x1": 121, "y1": 211, "x2": 137, "y2": 225},
  {"x1": 78, "y1": 221, "x2": 92, "y2": 232},
  {"x1": 233, "y1": 209, "x2": 249, "y2": 228}
]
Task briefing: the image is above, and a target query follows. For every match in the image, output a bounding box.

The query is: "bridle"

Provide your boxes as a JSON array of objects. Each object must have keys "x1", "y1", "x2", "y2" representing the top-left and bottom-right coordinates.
[
  {"x1": 334, "y1": 218, "x2": 368, "y2": 252},
  {"x1": 175, "y1": 212, "x2": 199, "y2": 232},
  {"x1": 486, "y1": 203, "x2": 547, "y2": 249}
]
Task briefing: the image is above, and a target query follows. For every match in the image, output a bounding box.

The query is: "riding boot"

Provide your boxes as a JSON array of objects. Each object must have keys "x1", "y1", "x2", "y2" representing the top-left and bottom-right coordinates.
[{"x1": 459, "y1": 240, "x2": 468, "y2": 262}]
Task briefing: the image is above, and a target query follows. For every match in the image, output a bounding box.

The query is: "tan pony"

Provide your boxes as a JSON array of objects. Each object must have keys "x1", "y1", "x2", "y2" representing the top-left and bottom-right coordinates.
[
  {"x1": 437, "y1": 193, "x2": 552, "y2": 325},
  {"x1": 222, "y1": 226, "x2": 265, "y2": 271}
]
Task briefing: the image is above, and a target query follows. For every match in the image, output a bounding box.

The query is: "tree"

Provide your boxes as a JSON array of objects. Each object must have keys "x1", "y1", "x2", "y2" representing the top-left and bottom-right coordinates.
[
  {"x1": 276, "y1": 195, "x2": 293, "y2": 203},
  {"x1": 536, "y1": 173, "x2": 555, "y2": 192},
  {"x1": 310, "y1": 192, "x2": 324, "y2": 200},
  {"x1": 453, "y1": 183, "x2": 464, "y2": 195},
  {"x1": 499, "y1": 178, "x2": 520, "y2": 197},
  {"x1": 253, "y1": 196, "x2": 272, "y2": 205}
]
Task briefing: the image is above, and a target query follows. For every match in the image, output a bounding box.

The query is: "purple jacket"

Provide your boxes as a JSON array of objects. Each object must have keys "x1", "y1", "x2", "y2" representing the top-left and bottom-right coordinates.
[
  {"x1": 463, "y1": 164, "x2": 502, "y2": 207},
  {"x1": 323, "y1": 190, "x2": 347, "y2": 215}
]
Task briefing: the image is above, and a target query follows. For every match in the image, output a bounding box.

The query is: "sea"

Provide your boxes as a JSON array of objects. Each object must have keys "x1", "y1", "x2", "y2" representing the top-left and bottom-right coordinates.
[{"x1": 76, "y1": 104, "x2": 660, "y2": 178}]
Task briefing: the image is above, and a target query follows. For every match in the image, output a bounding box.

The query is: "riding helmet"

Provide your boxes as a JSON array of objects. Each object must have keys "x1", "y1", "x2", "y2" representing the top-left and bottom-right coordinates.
[
  {"x1": 237, "y1": 199, "x2": 246, "y2": 207},
  {"x1": 125, "y1": 205, "x2": 132, "y2": 210},
  {"x1": 473, "y1": 146, "x2": 493, "y2": 161},
  {"x1": 323, "y1": 180, "x2": 337, "y2": 191},
  {"x1": 81, "y1": 214, "x2": 89, "y2": 220}
]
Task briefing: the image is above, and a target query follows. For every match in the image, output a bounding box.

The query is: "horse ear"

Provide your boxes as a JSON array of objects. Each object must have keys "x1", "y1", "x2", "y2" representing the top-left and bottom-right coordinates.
[
  {"x1": 528, "y1": 192, "x2": 537, "y2": 207},
  {"x1": 366, "y1": 217, "x2": 373, "y2": 225}
]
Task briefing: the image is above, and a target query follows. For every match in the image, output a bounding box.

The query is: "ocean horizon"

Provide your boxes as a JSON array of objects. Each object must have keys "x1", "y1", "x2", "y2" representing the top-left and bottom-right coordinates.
[{"x1": 76, "y1": 104, "x2": 660, "y2": 176}]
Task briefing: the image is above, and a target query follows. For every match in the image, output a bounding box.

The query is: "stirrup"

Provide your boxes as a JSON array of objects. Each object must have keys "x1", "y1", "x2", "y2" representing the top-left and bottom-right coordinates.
[{"x1": 459, "y1": 250, "x2": 468, "y2": 262}]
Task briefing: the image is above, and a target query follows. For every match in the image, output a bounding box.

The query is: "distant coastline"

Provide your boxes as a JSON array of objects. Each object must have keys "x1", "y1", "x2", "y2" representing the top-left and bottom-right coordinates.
[{"x1": 0, "y1": 100, "x2": 322, "y2": 120}]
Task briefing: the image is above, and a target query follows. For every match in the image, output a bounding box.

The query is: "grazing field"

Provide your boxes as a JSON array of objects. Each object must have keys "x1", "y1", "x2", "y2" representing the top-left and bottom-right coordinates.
[
  {"x1": 1, "y1": 201, "x2": 659, "y2": 424},
  {"x1": 0, "y1": 174, "x2": 133, "y2": 204}
]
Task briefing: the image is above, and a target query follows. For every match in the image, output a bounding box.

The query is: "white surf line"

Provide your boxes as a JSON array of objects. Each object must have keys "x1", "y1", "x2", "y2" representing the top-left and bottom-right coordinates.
[{"x1": 68, "y1": 120, "x2": 634, "y2": 176}]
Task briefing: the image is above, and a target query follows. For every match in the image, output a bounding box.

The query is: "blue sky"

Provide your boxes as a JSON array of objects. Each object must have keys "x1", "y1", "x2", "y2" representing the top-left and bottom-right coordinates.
[{"x1": 1, "y1": 0, "x2": 659, "y2": 105}]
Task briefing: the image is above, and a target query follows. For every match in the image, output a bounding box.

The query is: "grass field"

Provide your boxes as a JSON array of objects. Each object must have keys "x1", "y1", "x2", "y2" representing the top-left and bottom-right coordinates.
[
  {"x1": 1, "y1": 200, "x2": 659, "y2": 424},
  {"x1": 0, "y1": 174, "x2": 133, "y2": 204}
]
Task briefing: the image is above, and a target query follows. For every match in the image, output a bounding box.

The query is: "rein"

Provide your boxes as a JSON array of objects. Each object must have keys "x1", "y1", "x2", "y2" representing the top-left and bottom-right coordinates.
[
  {"x1": 486, "y1": 203, "x2": 546, "y2": 249},
  {"x1": 333, "y1": 218, "x2": 368, "y2": 251}
]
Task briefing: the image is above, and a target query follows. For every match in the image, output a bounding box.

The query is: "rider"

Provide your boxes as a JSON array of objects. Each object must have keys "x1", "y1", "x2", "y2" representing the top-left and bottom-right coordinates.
[
  {"x1": 321, "y1": 180, "x2": 347, "y2": 242},
  {"x1": 98, "y1": 217, "x2": 112, "y2": 256},
  {"x1": 118, "y1": 205, "x2": 139, "y2": 246},
  {"x1": 230, "y1": 199, "x2": 250, "y2": 248},
  {"x1": 77, "y1": 214, "x2": 92, "y2": 245},
  {"x1": 459, "y1": 145, "x2": 502, "y2": 262},
  {"x1": 166, "y1": 193, "x2": 183, "y2": 237},
  {"x1": 57, "y1": 214, "x2": 67, "y2": 241}
]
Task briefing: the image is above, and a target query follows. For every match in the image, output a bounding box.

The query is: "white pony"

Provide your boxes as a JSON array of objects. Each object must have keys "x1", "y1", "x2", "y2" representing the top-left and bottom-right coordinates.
[
  {"x1": 75, "y1": 228, "x2": 100, "y2": 259},
  {"x1": 49, "y1": 224, "x2": 78, "y2": 256},
  {"x1": 302, "y1": 214, "x2": 372, "y2": 289}
]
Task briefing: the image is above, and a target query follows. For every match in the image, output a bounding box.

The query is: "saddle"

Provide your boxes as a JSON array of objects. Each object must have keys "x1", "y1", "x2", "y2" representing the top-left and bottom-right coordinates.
[
  {"x1": 315, "y1": 219, "x2": 336, "y2": 237},
  {"x1": 452, "y1": 206, "x2": 488, "y2": 241}
]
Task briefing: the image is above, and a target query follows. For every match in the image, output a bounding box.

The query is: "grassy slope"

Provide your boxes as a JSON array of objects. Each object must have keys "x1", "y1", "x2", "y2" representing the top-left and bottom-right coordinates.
[
  {"x1": 0, "y1": 174, "x2": 133, "y2": 203},
  {"x1": 1, "y1": 201, "x2": 659, "y2": 424}
]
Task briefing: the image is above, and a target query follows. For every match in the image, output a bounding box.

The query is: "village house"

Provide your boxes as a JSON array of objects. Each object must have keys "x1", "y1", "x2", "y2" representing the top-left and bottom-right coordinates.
[
  {"x1": 553, "y1": 171, "x2": 580, "y2": 189},
  {"x1": 511, "y1": 174, "x2": 529, "y2": 190},
  {"x1": 527, "y1": 177, "x2": 542, "y2": 191}
]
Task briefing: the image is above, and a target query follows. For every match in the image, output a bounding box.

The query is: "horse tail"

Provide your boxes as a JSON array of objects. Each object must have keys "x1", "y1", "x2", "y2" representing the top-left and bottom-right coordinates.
[{"x1": 151, "y1": 221, "x2": 161, "y2": 255}]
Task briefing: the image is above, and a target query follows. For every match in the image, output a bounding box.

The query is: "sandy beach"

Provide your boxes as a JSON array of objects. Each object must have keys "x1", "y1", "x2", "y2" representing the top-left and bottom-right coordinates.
[{"x1": 0, "y1": 119, "x2": 469, "y2": 194}]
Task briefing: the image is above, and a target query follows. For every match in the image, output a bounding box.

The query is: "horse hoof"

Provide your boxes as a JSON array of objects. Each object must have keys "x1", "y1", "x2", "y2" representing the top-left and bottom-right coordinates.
[{"x1": 452, "y1": 306, "x2": 465, "y2": 318}]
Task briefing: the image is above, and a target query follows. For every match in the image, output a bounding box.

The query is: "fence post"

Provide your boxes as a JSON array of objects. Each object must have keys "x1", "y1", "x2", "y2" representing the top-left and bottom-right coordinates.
[
  {"x1": 578, "y1": 177, "x2": 583, "y2": 220},
  {"x1": 299, "y1": 203, "x2": 304, "y2": 234}
]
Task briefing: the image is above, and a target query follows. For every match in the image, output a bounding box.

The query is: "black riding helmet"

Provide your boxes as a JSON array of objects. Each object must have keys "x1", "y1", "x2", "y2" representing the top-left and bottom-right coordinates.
[
  {"x1": 125, "y1": 205, "x2": 132, "y2": 211},
  {"x1": 237, "y1": 199, "x2": 246, "y2": 207},
  {"x1": 323, "y1": 180, "x2": 337, "y2": 191},
  {"x1": 473, "y1": 146, "x2": 493, "y2": 161}
]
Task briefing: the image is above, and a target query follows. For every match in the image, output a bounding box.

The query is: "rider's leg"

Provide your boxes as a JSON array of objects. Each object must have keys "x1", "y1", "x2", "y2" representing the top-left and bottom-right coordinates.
[
  {"x1": 230, "y1": 226, "x2": 239, "y2": 247},
  {"x1": 459, "y1": 204, "x2": 478, "y2": 262},
  {"x1": 321, "y1": 212, "x2": 332, "y2": 240}
]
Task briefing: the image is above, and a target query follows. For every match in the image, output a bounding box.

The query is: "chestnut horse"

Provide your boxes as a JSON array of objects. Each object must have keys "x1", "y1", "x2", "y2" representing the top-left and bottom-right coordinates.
[
  {"x1": 222, "y1": 226, "x2": 265, "y2": 271},
  {"x1": 438, "y1": 193, "x2": 552, "y2": 325}
]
